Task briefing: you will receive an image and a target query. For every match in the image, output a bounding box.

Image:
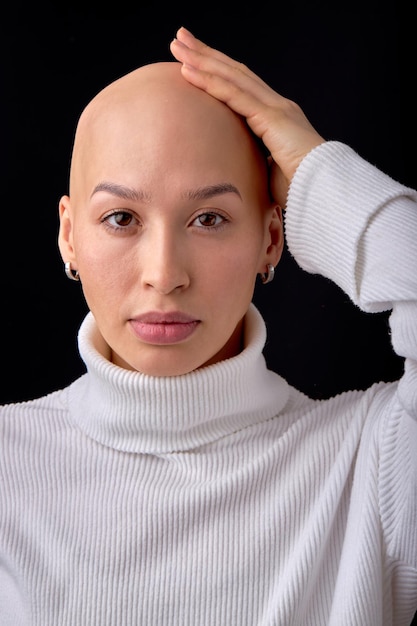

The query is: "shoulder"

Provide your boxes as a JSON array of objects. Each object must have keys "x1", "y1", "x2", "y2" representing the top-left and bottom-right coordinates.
[
  {"x1": 0, "y1": 380, "x2": 82, "y2": 441},
  {"x1": 281, "y1": 379, "x2": 407, "y2": 454},
  {"x1": 0, "y1": 387, "x2": 68, "y2": 417}
]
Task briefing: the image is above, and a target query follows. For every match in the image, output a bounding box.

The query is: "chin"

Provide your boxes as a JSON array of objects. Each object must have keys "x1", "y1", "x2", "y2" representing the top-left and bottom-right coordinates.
[
  {"x1": 138, "y1": 362, "x2": 204, "y2": 377},
  {"x1": 114, "y1": 350, "x2": 207, "y2": 377}
]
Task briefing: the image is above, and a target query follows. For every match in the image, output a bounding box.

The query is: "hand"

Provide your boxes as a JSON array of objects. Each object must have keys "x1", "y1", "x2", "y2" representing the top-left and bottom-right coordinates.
[{"x1": 170, "y1": 27, "x2": 325, "y2": 208}]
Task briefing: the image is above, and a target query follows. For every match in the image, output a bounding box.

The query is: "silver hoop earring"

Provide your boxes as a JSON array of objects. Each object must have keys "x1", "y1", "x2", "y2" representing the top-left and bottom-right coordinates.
[
  {"x1": 65, "y1": 261, "x2": 80, "y2": 281},
  {"x1": 261, "y1": 264, "x2": 275, "y2": 284}
]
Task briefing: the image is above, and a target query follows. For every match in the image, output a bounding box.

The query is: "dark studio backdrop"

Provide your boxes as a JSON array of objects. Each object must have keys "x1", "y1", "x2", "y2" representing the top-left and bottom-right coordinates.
[
  {"x1": 1, "y1": 3, "x2": 415, "y2": 401},
  {"x1": 0, "y1": 0, "x2": 417, "y2": 402},
  {"x1": 1, "y1": 3, "x2": 416, "y2": 623},
  {"x1": 1, "y1": 6, "x2": 414, "y2": 406}
]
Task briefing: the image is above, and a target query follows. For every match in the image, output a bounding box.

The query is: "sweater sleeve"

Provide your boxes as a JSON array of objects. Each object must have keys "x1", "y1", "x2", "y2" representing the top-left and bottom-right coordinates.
[{"x1": 284, "y1": 141, "x2": 417, "y2": 418}]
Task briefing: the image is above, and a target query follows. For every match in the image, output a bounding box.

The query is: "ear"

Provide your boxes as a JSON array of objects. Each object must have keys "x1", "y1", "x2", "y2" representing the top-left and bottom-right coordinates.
[
  {"x1": 58, "y1": 195, "x2": 77, "y2": 267},
  {"x1": 259, "y1": 205, "x2": 284, "y2": 271}
]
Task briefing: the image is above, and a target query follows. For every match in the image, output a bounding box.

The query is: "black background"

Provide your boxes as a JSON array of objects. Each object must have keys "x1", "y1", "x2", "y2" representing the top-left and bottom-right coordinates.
[
  {"x1": 1, "y1": 2, "x2": 416, "y2": 623},
  {"x1": 1, "y1": 3, "x2": 414, "y2": 403}
]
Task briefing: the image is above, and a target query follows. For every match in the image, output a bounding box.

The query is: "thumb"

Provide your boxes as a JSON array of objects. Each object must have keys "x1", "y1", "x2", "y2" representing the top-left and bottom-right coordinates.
[{"x1": 268, "y1": 158, "x2": 289, "y2": 210}]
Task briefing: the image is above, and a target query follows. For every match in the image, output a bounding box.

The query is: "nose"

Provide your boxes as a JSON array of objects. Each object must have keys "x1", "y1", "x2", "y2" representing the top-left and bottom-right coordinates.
[{"x1": 141, "y1": 228, "x2": 190, "y2": 295}]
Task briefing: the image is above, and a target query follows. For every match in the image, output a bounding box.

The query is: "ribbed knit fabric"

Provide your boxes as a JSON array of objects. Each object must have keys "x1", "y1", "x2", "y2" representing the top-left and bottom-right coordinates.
[{"x1": 1, "y1": 142, "x2": 417, "y2": 625}]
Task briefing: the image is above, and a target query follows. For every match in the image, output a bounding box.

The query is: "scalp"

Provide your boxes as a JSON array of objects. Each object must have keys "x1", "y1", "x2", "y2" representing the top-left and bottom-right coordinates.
[{"x1": 69, "y1": 61, "x2": 269, "y2": 203}]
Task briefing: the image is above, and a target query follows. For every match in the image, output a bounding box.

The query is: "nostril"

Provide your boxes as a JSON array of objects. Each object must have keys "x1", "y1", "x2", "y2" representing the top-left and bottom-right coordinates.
[{"x1": 143, "y1": 271, "x2": 190, "y2": 295}]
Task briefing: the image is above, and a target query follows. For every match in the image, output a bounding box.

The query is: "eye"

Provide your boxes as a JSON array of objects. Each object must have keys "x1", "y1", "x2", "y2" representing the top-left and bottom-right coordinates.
[
  {"x1": 101, "y1": 210, "x2": 139, "y2": 232},
  {"x1": 192, "y1": 212, "x2": 227, "y2": 229}
]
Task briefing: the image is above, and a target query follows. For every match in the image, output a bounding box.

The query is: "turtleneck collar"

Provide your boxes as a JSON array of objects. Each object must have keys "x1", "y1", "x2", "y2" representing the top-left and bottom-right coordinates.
[{"x1": 68, "y1": 304, "x2": 289, "y2": 454}]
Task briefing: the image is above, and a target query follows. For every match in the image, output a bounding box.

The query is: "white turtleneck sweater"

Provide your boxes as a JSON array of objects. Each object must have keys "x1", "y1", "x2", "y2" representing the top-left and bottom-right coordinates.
[{"x1": 1, "y1": 142, "x2": 417, "y2": 626}]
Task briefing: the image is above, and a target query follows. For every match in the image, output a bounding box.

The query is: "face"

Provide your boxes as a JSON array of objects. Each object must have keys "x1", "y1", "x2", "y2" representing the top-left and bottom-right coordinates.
[{"x1": 59, "y1": 64, "x2": 282, "y2": 376}]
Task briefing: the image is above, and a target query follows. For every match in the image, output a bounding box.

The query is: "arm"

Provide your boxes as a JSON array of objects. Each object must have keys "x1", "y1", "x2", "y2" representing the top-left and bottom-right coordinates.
[{"x1": 285, "y1": 140, "x2": 417, "y2": 416}]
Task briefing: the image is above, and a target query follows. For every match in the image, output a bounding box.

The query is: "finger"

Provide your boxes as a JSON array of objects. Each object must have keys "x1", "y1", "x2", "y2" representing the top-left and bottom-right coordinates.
[
  {"x1": 170, "y1": 42, "x2": 283, "y2": 122},
  {"x1": 171, "y1": 28, "x2": 272, "y2": 94},
  {"x1": 175, "y1": 27, "x2": 241, "y2": 69}
]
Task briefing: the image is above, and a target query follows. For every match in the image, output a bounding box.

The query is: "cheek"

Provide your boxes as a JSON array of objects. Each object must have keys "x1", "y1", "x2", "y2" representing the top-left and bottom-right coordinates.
[
  {"x1": 229, "y1": 224, "x2": 266, "y2": 272},
  {"x1": 200, "y1": 239, "x2": 262, "y2": 302},
  {"x1": 74, "y1": 235, "x2": 134, "y2": 308}
]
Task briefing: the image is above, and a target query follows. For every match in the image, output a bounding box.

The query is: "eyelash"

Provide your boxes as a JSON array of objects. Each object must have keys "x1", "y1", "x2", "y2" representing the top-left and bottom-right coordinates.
[
  {"x1": 101, "y1": 210, "x2": 229, "y2": 232},
  {"x1": 101, "y1": 210, "x2": 138, "y2": 232},
  {"x1": 192, "y1": 211, "x2": 229, "y2": 230}
]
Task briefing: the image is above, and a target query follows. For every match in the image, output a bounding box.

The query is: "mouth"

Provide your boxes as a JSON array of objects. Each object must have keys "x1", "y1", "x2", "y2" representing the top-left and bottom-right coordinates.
[{"x1": 129, "y1": 311, "x2": 201, "y2": 345}]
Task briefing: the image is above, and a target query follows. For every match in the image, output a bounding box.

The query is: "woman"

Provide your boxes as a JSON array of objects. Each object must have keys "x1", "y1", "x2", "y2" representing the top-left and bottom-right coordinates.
[{"x1": 1, "y1": 27, "x2": 416, "y2": 625}]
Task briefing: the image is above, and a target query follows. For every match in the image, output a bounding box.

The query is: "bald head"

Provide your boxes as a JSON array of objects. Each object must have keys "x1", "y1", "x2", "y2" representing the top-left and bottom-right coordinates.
[{"x1": 69, "y1": 61, "x2": 268, "y2": 203}]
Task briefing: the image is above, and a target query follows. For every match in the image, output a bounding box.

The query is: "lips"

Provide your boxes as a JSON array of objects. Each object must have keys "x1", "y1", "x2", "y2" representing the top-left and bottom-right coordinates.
[{"x1": 129, "y1": 311, "x2": 201, "y2": 345}]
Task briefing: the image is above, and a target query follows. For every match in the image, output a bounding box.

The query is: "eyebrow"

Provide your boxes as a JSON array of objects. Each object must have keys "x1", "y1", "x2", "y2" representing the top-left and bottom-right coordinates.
[
  {"x1": 90, "y1": 182, "x2": 149, "y2": 202},
  {"x1": 90, "y1": 181, "x2": 241, "y2": 202},
  {"x1": 185, "y1": 183, "x2": 241, "y2": 201}
]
